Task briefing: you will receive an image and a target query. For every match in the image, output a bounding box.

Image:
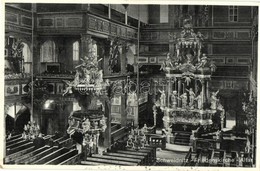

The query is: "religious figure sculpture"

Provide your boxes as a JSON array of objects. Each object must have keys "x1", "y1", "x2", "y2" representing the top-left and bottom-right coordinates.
[
  {"x1": 210, "y1": 90, "x2": 219, "y2": 110},
  {"x1": 180, "y1": 92, "x2": 188, "y2": 108},
  {"x1": 195, "y1": 91, "x2": 203, "y2": 110},
  {"x1": 187, "y1": 88, "x2": 196, "y2": 109},
  {"x1": 159, "y1": 89, "x2": 166, "y2": 108},
  {"x1": 170, "y1": 90, "x2": 178, "y2": 109}
]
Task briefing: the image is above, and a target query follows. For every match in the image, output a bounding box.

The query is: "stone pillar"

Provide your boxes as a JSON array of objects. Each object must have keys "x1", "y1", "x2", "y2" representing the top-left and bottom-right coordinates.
[
  {"x1": 104, "y1": 100, "x2": 111, "y2": 148},
  {"x1": 121, "y1": 43, "x2": 127, "y2": 75}
]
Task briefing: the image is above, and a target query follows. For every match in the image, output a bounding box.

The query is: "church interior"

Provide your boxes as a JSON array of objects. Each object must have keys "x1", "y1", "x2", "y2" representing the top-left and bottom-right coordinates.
[{"x1": 4, "y1": 3, "x2": 258, "y2": 167}]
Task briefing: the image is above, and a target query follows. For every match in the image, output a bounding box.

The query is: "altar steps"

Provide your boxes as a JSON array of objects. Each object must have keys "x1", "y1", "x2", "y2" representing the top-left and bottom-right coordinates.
[{"x1": 174, "y1": 132, "x2": 191, "y2": 146}]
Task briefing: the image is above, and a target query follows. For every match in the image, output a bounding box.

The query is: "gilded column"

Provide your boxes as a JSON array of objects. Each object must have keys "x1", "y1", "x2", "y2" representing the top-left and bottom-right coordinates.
[
  {"x1": 178, "y1": 78, "x2": 182, "y2": 107},
  {"x1": 201, "y1": 79, "x2": 206, "y2": 106},
  {"x1": 206, "y1": 80, "x2": 210, "y2": 102}
]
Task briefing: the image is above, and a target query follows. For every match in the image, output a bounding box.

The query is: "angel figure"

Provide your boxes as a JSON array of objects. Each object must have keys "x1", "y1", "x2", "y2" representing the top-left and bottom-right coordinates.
[
  {"x1": 210, "y1": 90, "x2": 219, "y2": 110},
  {"x1": 62, "y1": 80, "x2": 73, "y2": 96},
  {"x1": 197, "y1": 54, "x2": 208, "y2": 68},
  {"x1": 159, "y1": 89, "x2": 166, "y2": 107},
  {"x1": 95, "y1": 70, "x2": 103, "y2": 86},
  {"x1": 160, "y1": 53, "x2": 173, "y2": 70}
]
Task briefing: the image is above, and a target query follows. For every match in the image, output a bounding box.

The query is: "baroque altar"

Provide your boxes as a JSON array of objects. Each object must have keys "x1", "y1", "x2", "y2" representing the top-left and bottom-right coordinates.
[{"x1": 157, "y1": 17, "x2": 224, "y2": 142}]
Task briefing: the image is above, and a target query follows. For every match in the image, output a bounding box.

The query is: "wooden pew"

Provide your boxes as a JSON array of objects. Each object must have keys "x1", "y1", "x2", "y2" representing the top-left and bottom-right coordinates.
[
  {"x1": 111, "y1": 124, "x2": 120, "y2": 132},
  {"x1": 6, "y1": 134, "x2": 22, "y2": 142},
  {"x1": 44, "y1": 149, "x2": 78, "y2": 165},
  {"x1": 85, "y1": 157, "x2": 138, "y2": 165},
  {"x1": 14, "y1": 146, "x2": 49, "y2": 164},
  {"x1": 7, "y1": 140, "x2": 30, "y2": 149},
  {"x1": 4, "y1": 135, "x2": 52, "y2": 164},
  {"x1": 81, "y1": 161, "x2": 112, "y2": 165},
  {"x1": 4, "y1": 146, "x2": 34, "y2": 164},
  {"x1": 103, "y1": 152, "x2": 145, "y2": 165},
  {"x1": 32, "y1": 147, "x2": 69, "y2": 164},
  {"x1": 59, "y1": 153, "x2": 81, "y2": 165},
  {"x1": 46, "y1": 135, "x2": 64, "y2": 146},
  {"x1": 125, "y1": 147, "x2": 154, "y2": 165},
  {"x1": 6, "y1": 137, "x2": 24, "y2": 146},
  {"x1": 92, "y1": 154, "x2": 141, "y2": 165},
  {"x1": 116, "y1": 150, "x2": 148, "y2": 164},
  {"x1": 111, "y1": 127, "x2": 128, "y2": 143},
  {"x1": 6, "y1": 142, "x2": 34, "y2": 155},
  {"x1": 53, "y1": 137, "x2": 73, "y2": 148},
  {"x1": 24, "y1": 146, "x2": 58, "y2": 164}
]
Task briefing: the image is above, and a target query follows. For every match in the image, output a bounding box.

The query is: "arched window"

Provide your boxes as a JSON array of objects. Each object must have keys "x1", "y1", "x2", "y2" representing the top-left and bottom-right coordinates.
[
  {"x1": 40, "y1": 40, "x2": 57, "y2": 62},
  {"x1": 73, "y1": 41, "x2": 79, "y2": 62},
  {"x1": 22, "y1": 42, "x2": 32, "y2": 73}
]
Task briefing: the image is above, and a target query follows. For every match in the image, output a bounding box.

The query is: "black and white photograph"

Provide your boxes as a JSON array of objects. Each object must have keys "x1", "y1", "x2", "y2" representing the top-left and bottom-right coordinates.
[{"x1": 2, "y1": 1, "x2": 259, "y2": 169}]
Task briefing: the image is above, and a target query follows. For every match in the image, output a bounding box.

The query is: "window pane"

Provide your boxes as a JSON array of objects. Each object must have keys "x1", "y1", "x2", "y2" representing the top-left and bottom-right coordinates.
[
  {"x1": 40, "y1": 40, "x2": 56, "y2": 62},
  {"x1": 24, "y1": 63, "x2": 31, "y2": 73},
  {"x1": 22, "y1": 43, "x2": 32, "y2": 62}
]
